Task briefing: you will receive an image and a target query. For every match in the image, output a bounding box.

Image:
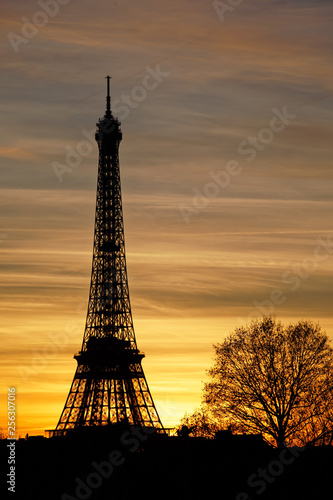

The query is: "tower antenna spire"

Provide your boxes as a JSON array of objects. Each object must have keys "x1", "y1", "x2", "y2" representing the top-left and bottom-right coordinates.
[{"x1": 105, "y1": 75, "x2": 111, "y2": 117}]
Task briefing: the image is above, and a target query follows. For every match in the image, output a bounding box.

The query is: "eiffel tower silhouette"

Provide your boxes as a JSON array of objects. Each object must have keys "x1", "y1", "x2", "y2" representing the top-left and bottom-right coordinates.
[{"x1": 53, "y1": 77, "x2": 164, "y2": 434}]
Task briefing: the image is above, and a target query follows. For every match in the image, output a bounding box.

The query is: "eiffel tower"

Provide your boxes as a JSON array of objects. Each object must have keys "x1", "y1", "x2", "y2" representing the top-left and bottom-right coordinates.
[{"x1": 54, "y1": 77, "x2": 164, "y2": 434}]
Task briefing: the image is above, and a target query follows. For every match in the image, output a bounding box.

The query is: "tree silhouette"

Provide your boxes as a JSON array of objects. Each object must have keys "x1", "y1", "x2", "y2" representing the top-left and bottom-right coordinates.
[
  {"x1": 177, "y1": 408, "x2": 222, "y2": 438},
  {"x1": 203, "y1": 316, "x2": 333, "y2": 447}
]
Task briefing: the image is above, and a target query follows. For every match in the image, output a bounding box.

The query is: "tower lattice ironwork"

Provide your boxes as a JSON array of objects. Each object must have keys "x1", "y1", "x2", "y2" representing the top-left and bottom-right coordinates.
[{"x1": 54, "y1": 77, "x2": 164, "y2": 433}]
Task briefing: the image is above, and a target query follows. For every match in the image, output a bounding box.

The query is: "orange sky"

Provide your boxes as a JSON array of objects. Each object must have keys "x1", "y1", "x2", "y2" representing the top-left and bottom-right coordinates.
[{"x1": 1, "y1": 0, "x2": 333, "y2": 435}]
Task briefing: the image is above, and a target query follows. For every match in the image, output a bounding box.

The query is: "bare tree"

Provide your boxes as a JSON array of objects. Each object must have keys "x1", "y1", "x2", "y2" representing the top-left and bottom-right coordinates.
[
  {"x1": 203, "y1": 316, "x2": 333, "y2": 447},
  {"x1": 176, "y1": 407, "x2": 222, "y2": 438},
  {"x1": 177, "y1": 406, "x2": 244, "y2": 438}
]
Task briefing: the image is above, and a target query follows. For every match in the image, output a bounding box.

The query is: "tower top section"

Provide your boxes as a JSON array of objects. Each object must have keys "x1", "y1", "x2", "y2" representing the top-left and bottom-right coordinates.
[{"x1": 95, "y1": 76, "x2": 122, "y2": 147}]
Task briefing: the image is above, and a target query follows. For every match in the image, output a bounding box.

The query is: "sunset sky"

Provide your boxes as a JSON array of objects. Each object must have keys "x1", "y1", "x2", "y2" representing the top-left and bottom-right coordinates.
[{"x1": 1, "y1": 0, "x2": 333, "y2": 435}]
